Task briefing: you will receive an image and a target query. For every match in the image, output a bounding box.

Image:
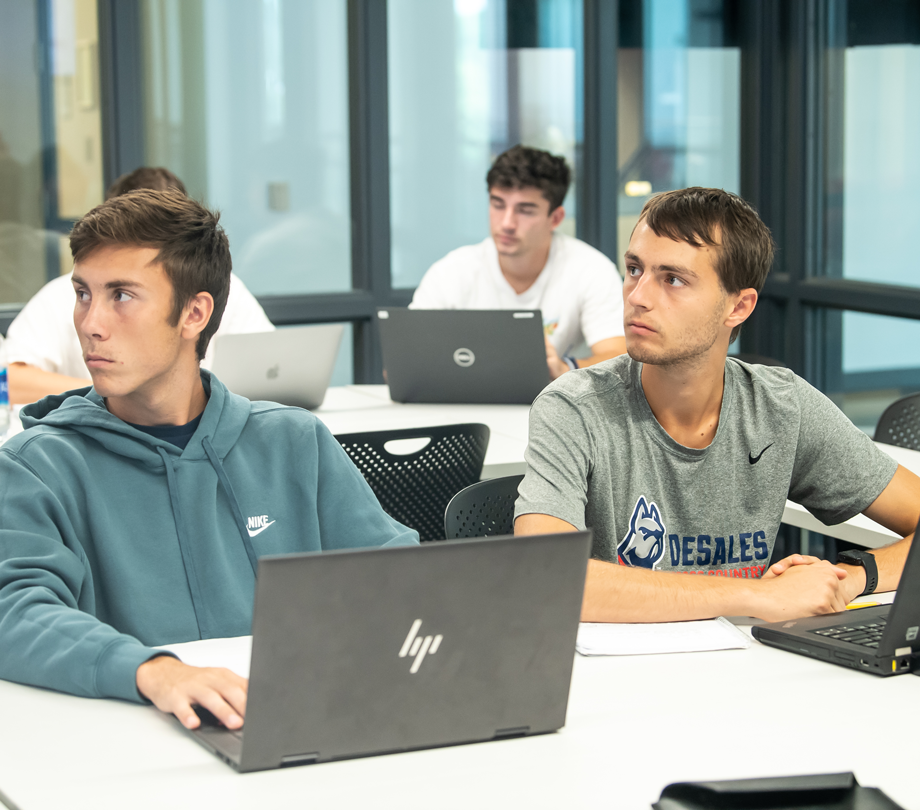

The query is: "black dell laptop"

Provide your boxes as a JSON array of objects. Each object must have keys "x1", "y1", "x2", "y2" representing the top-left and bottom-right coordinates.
[
  {"x1": 377, "y1": 308, "x2": 550, "y2": 404},
  {"x1": 752, "y1": 518, "x2": 920, "y2": 676},
  {"x1": 187, "y1": 531, "x2": 592, "y2": 772}
]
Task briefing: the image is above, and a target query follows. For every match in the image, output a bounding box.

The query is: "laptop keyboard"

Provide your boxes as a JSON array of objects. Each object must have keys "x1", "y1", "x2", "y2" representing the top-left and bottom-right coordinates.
[
  {"x1": 812, "y1": 616, "x2": 887, "y2": 649},
  {"x1": 194, "y1": 706, "x2": 244, "y2": 739}
]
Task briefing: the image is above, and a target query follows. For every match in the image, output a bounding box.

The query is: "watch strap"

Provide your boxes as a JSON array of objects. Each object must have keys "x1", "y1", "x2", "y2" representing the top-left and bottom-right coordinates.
[{"x1": 837, "y1": 550, "x2": 878, "y2": 596}]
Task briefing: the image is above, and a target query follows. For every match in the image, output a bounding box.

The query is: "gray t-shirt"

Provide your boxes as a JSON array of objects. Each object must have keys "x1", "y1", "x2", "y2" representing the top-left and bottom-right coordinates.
[{"x1": 515, "y1": 356, "x2": 897, "y2": 577}]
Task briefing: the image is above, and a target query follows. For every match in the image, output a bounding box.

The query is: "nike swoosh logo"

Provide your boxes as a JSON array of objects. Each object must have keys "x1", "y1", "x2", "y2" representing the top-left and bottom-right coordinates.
[
  {"x1": 749, "y1": 443, "x2": 774, "y2": 464},
  {"x1": 247, "y1": 520, "x2": 276, "y2": 537}
]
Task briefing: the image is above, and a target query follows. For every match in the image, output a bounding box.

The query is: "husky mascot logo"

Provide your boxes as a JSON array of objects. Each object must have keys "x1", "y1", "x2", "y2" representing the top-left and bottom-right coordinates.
[{"x1": 617, "y1": 496, "x2": 666, "y2": 569}]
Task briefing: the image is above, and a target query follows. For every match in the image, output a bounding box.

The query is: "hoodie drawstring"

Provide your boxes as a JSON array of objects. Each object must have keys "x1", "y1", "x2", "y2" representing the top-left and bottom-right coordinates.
[
  {"x1": 202, "y1": 437, "x2": 259, "y2": 574},
  {"x1": 156, "y1": 446, "x2": 206, "y2": 635}
]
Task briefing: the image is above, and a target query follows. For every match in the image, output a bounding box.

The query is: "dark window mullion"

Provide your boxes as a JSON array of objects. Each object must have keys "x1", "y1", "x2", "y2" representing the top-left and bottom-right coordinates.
[
  {"x1": 738, "y1": 0, "x2": 789, "y2": 363},
  {"x1": 97, "y1": 0, "x2": 144, "y2": 191},
  {"x1": 347, "y1": 0, "x2": 391, "y2": 384},
  {"x1": 579, "y1": 0, "x2": 618, "y2": 263}
]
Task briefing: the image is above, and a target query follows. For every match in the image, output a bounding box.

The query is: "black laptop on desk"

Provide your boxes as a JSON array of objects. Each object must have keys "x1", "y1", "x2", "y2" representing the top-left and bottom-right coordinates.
[
  {"x1": 186, "y1": 531, "x2": 592, "y2": 772},
  {"x1": 377, "y1": 308, "x2": 550, "y2": 404},
  {"x1": 752, "y1": 516, "x2": 920, "y2": 675}
]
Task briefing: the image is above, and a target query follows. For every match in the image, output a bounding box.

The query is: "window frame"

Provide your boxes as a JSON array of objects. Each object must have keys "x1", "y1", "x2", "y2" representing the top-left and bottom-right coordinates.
[{"x1": 8, "y1": 0, "x2": 917, "y2": 394}]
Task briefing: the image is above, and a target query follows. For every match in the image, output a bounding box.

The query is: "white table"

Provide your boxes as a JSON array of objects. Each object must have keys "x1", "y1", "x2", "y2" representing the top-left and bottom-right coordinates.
[
  {"x1": 6, "y1": 387, "x2": 531, "y2": 481},
  {"x1": 1, "y1": 606, "x2": 917, "y2": 810},
  {"x1": 314, "y1": 385, "x2": 530, "y2": 480},
  {"x1": 782, "y1": 442, "x2": 920, "y2": 548},
  {"x1": 3, "y1": 392, "x2": 918, "y2": 806}
]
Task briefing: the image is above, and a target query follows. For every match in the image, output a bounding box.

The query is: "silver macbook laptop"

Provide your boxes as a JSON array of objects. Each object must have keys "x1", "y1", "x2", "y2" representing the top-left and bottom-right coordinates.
[
  {"x1": 187, "y1": 531, "x2": 592, "y2": 772},
  {"x1": 210, "y1": 324, "x2": 343, "y2": 409},
  {"x1": 377, "y1": 308, "x2": 550, "y2": 404}
]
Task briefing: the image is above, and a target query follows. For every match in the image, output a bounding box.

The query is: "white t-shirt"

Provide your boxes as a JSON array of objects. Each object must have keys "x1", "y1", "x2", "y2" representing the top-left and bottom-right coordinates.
[
  {"x1": 0, "y1": 272, "x2": 274, "y2": 378},
  {"x1": 409, "y1": 233, "x2": 624, "y2": 355}
]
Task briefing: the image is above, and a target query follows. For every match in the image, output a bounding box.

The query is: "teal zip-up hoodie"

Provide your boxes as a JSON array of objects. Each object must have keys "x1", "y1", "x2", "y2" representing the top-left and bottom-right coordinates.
[{"x1": 0, "y1": 371, "x2": 418, "y2": 702}]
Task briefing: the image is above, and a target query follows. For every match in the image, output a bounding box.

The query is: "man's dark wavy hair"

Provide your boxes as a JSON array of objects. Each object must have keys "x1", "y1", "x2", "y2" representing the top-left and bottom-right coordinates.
[
  {"x1": 636, "y1": 187, "x2": 775, "y2": 342},
  {"x1": 105, "y1": 166, "x2": 187, "y2": 201},
  {"x1": 69, "y1": 189, "x2": 231, "y2": 361},
  {"x1": 486, "y1": 145, "x2": 571, "y2": 211}
]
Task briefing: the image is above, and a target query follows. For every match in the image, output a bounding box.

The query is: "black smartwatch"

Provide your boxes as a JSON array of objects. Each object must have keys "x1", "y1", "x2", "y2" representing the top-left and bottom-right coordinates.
[{"x1": 836, "y1": 549, "x2": 878, "y2": 596}]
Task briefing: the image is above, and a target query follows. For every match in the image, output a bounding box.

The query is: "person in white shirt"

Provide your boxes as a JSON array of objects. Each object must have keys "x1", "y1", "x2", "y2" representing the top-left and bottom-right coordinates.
[
  {"x1": 1, "y1": 168, "x2": 273, "y2": 404},
  {"x1": 410, "y1": 145, "x2": 626, "y2": 379}
]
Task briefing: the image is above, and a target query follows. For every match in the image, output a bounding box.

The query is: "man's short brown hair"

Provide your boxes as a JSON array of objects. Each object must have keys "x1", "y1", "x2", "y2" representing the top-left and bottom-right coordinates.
[
  {"x1": 486, "y1": 145, "x2": 571, "y2": 212},
  {"x1": 637, "y1": 188, "x2": 775, "y2": 342},
  {"x1": 105, "y1": 167, "x2": 187, "y2": 201},
  {"x1": 70, "y1": 189, "x2": 231, "y2": 361}
]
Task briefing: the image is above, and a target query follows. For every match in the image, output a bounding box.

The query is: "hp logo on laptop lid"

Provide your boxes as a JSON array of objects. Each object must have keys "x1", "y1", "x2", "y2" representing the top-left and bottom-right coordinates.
[{"x1": 398, "y1": 619, "x2": 443, "y2": 673}]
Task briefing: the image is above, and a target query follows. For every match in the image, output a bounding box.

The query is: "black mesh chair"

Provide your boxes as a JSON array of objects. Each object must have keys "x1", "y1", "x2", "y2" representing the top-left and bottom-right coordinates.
[
  {"x1": 874, "y1": 393, "x2": 920, "y2": 451},
  {"x1": 443, "y1": 474, "x2": 524, "y2": 540},
  {"x1": 336, "y1": 423, "x2": 490, "y2": 542}
]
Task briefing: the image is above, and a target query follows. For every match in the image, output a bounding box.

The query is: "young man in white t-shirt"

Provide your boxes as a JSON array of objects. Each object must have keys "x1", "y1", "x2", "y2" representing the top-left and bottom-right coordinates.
[
  {"x1": 1, "y1": 168, "x2": 273, "y2": 404},
  {"x1": 410, "y1": 146, "x2": 626, "y2": 379}
]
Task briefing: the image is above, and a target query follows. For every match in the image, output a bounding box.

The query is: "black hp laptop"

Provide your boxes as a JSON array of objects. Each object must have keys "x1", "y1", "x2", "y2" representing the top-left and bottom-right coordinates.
[
  {"x1": 187, "y1": 531, "x2": 592, "y2": 772},
  {"x1": 377, "y1": 308, "x2": 550, "y2": 404},
  {"x1": 752, "y1": 521, "x2": 920, "y2": 675}
]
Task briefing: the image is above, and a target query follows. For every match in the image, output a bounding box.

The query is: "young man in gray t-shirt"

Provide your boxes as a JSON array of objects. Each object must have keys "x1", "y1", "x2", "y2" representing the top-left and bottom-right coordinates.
[{"x1": 515, "y1": 187, "x2": 920, "y2": 623}]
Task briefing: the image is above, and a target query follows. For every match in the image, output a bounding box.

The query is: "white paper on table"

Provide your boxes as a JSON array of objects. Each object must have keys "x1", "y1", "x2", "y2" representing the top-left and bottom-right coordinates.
[
  {"x1": 156, "y1": 636, "x2": 253, "y2": 678},
  {"x1": 576, "y1": 616, "x2": 750, "y2": 656}
]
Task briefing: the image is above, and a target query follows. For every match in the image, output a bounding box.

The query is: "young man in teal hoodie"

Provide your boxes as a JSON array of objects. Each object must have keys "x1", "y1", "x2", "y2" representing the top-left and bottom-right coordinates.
[{"x1": 0, "y1": 189, "x2": 418, "y2": 731}]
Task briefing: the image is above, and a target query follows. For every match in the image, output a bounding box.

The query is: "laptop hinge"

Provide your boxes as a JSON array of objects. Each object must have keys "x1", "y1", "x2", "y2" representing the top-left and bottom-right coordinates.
[
  {"x1": 494, "y1": 726, "x2": 530, "y2": 740},
  {"x1": 280, "y1": 752, "x2": 320, "y2": 767}
]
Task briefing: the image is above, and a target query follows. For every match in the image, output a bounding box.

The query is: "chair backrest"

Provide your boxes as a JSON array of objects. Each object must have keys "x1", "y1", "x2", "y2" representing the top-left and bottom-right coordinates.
[
  {"x1": 336, "y1": 423, "x2": 490, "y2": 542},
  {"x1": 444, "y1": 474, "x2": 524, "y2": 540},
  {"x1": 874, "y1": 393, "x2": 920, "y2": 451},
  {"x1": 733, "y1": 353, "x2": 787, "y2": 368}
]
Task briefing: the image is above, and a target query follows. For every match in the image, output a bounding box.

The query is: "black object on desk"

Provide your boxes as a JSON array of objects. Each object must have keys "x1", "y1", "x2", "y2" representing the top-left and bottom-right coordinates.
[
  {"x1": 187, "y1": 531, "x2": 592, "y2": 772},
  {"x1": 377, "y1": 308, "x2": 550, "y2": 405},
  {"x1": 752, "y1": 511, "x2": 920, "y2": 676},
  {"x1": 653, "y1": 772, "x2": 904, "y2": 809}
]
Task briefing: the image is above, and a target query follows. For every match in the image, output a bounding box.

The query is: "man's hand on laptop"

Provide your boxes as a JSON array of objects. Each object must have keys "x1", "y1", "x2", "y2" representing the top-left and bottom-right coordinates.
[
  {"x1": 754, "y1": 557, "x2": 850, "y2": 621},
  {"x1": 136, "y1": 655, "x2": 248, "y2": 730}
]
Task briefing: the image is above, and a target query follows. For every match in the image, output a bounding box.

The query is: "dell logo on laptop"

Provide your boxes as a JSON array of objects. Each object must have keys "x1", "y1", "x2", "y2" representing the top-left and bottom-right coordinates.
[
  {"x1": 453, "y1": 348, "x2": 475, "y2": 368},
  {"x1": 398, "y1": 619, "x2": 443, "y2": 673}
]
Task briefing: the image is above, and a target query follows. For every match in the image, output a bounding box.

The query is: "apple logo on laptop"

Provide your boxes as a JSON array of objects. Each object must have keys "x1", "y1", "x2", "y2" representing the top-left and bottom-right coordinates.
[{"x1": 267, "y1": 364, "x2": 280, "y2": 379}]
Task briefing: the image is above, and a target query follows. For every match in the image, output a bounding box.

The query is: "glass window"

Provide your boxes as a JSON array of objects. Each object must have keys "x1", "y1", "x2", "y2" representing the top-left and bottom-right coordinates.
[
  {"x1": 824, "y1": 6, "x2": 920, "y2": 287},
  {"x1": 813, "y1": 5, "x2": 920, "y2": 433},
  {"x1": 139, "y1": 0, "x2": 352, "y2": 297},
  {"x1": 388, "y1": 0, "x2": 583, "y2": 290},
  {"x1": 0, "y1": 0, "x2": 46, "y2": 308},
  {"x1": 0, "y1": 0, "x2": 102, "y2": 309},
  {"x1": 810, "y1": 308, "x2": 920, "y2": 436},
  {"x1": 52, "y1": 0, "x2": 104, "y2": 220},
  {"x1": 617, "y1": 0, "x2": 740, "y2": 260}
]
